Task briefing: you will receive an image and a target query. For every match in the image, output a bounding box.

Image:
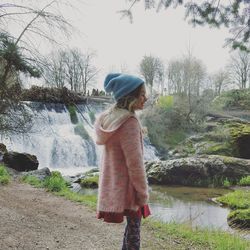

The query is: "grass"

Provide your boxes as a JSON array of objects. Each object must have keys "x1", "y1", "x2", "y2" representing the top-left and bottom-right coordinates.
[
  {"x1": 22, "y1": 170, "x2": 250, "y2": 249},
  {"x1": 21, "y1": 170, "x2": 97, "y2": 209},
  {"x1": 217, "y1": 190, "x2": 250, "y2": 210},
  {"x1": 238, "y1": 176, "x2": 250, "y2": 186},
  {"x1": 143, "y1": 219, "x2": 250, "y2": 250},
  {"x1": 0, "y1": 164, "x2": 11, "y2": 185}
]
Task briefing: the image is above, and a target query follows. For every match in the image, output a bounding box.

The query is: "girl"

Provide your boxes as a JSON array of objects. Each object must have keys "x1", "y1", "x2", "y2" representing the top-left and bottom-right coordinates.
[{"x1": 94, "y1": 73, "x2": 151, "y2": 250}]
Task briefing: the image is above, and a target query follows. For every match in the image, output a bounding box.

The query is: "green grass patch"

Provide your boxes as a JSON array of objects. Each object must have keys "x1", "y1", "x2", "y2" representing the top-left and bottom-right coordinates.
[
  {"x1": 143, "y1": 219, "x2": 250, "y2": 250},
  {"x1": 21, "y1": 175, "x2": 43, "y2": 188},
  {"x1": 0, "y1": 165, "x2": 11, "y2": 185},
  {"x1": 238, "y1": 176, "x2": 250, "y2": 186},
  {"x1": 56, "y1": 189, "x2": 97, "y2": 209},
  {"x1": 217, "y1": 190, "x2": 250, "y2": 209}
]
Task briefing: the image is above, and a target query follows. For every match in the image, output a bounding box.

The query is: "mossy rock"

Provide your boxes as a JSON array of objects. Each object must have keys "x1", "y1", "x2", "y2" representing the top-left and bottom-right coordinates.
[
  {"x1": 74, "y1": 124, "x2": 90, "y2": 140},
  {"x1": 80, "y1": 175, "x2": 99, "y2": 188},
  {"x1": 229, "y1": 123, "x2": 250, "y2": 159},
  {"x1": 67, "y1": 105, "x2": 78, "y2": 124},
  {"x1": 228, "y1": 209, "x2": 250, "y2": 229}
]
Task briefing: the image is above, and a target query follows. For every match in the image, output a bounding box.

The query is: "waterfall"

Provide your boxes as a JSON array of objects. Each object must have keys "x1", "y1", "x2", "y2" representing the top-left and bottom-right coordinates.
[{"x1": 1, "y1": 101, "x2": 158, "y2": 175}]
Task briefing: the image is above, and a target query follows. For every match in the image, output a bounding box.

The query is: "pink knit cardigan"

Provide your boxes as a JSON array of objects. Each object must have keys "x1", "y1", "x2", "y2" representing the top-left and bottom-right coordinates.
[{"x1": 95, "y1": 109, "x2": 149, "y2": 214}]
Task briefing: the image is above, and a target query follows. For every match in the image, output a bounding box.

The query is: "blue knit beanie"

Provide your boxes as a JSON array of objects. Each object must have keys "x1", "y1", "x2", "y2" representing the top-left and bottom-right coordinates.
[{"x1": 104, "y1": 73, "x2": 144, "y2": 101}]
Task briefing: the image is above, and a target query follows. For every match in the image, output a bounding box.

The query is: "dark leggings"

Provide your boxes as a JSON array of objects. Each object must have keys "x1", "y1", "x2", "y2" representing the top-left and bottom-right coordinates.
[{"x1": 122, "y1": 216, "x2": 141, "y2": 250}]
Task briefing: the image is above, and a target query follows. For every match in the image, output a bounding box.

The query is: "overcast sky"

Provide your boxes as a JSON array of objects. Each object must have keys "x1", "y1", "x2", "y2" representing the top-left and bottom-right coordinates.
[
  {"x1": 68, "y1": 0, "x2": 230, "y2": 82},
  {"x1": 28, "y1": 0, "x2": 233, "y2": 89}
]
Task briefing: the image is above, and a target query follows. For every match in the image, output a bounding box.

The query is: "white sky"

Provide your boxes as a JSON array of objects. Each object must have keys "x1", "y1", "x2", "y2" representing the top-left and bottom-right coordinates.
[{"x1": 27, "y1": 0, "x2": 233, "y2": 89}]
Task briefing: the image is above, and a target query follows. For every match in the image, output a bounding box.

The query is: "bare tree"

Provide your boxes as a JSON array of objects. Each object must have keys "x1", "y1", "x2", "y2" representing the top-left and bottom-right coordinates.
[
  {"x1": 139, "y1": 55, "x2": 165, "y2": 94},
  {"x1": 44, "y1": 48, "x2": 99, "y2": 94},
  {"x1": 227, "y1": 51, "x2": 250, "y2": 89},
  {"x1": 211, "y1": 69, "x2": 230, "y2": 95}
]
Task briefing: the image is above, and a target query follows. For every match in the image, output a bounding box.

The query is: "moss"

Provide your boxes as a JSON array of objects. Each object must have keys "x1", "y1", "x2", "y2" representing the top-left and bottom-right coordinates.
[
  {"x1": 80, "y1": 175, "x2": 99, "y2": 188},
  {"x1": 67, "y1": 104, "x2": 78, "y2": 124},
  {"x1": 74, "y1": 123, "x2": 90, "y2": 140},
  {"x1": 202, "y1": 143, "x2": 232, "y2": 156}
]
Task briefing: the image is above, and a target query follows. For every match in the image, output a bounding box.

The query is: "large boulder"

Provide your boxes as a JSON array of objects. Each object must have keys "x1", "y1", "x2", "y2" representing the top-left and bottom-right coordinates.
[
  {"x1": 3, "y1": 152, "x2": 39, "y2": 172},
  {"x1": 145, "y1": 155, "x2": 250, "y2": 187}
]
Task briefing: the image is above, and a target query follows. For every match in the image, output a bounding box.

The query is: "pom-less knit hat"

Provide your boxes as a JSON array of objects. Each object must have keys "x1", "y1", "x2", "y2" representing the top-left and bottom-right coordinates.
[{"x1": 104, "y1": 73, "x2": 144, "y2": 101}]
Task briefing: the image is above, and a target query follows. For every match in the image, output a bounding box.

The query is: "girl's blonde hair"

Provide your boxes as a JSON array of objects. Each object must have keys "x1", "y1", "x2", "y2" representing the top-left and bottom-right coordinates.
[{"x1": 115, "y1": 84, "x2": 144, "y2": 113}]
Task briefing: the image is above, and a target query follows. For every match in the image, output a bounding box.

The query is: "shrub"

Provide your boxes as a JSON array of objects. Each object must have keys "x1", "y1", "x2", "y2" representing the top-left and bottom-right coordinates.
[{"x1": 44, "y1": 171, "x2": 67, "y2": 192}]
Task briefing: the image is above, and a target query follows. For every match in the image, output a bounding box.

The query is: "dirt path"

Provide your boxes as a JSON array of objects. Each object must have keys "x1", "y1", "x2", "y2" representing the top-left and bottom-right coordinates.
[{"x1": 0, "y1": 181, "x2": 176, "y2": 250}]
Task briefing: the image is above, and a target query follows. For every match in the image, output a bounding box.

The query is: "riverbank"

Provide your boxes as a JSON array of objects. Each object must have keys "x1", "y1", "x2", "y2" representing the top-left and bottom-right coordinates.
[{"x1": 1, "y1": 179, "x2": 250, "y2": 250}]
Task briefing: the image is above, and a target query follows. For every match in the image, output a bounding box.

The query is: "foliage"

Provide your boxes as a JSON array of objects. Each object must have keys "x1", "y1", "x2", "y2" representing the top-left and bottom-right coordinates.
[
  {"x1": 157, "y1": 95, "x2": 173, "y2": 109},
  {"x1": 67, "y1": 105, "x2": 78, "y2": 124},
  {"x1": 223, "y1": 178, "x2": 231, "y2": 188},
  {"x1": 238, "y1": 176, "x2": 250, "y2": 186},
  {"x1": 0, "y1": 32, "x2": 41, "y2": 85},
  {"x1": 212, "y1": 89, "x2": 250, "y2": 110},
  {"x1": 124, "y1": 0, "x2": 250, "y2": 51},
  {"x1": 74, "y1": 123, "x2": 90, "y2": 140},
  {"x1": 0, "y1": 165, "x2": 11, "y2": 185}
]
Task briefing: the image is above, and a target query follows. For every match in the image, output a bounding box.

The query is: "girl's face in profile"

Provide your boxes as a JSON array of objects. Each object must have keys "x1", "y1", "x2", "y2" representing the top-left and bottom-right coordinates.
[{"x1": 133, "y1": 84, "x2": 147, "y2": 110}]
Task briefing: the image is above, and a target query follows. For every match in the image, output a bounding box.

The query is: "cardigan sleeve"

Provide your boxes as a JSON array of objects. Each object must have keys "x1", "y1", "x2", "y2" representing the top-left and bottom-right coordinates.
[{"x1": 119, "y1": 117, "x2": 149, "y2": 206}]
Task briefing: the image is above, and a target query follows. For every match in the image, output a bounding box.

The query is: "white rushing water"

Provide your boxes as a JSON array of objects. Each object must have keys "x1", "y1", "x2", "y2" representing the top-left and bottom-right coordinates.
[{"x1": 1, "y1": 101, "x2": 158, "y2": 175}]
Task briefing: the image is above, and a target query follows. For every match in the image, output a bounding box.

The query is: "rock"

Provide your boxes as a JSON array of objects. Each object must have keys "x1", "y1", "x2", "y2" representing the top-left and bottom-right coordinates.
[
  {"x1": 21, "y1": 167, "x2": 51, "y2": 181},
  {"x1": 3, "y1": 152, "x2": 39, "y2": 172},
  {"x1": 145, "y1": 155, "x2": 250, "y2": 187},
  {"x1": 0, "y1": 143, "x2": 7, "y2": 162}
]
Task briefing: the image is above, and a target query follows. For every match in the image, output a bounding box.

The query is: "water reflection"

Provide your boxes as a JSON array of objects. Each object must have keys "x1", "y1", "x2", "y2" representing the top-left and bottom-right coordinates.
[{"x1": 149, "y1": 185, "x2": 231, "y2": 230}]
